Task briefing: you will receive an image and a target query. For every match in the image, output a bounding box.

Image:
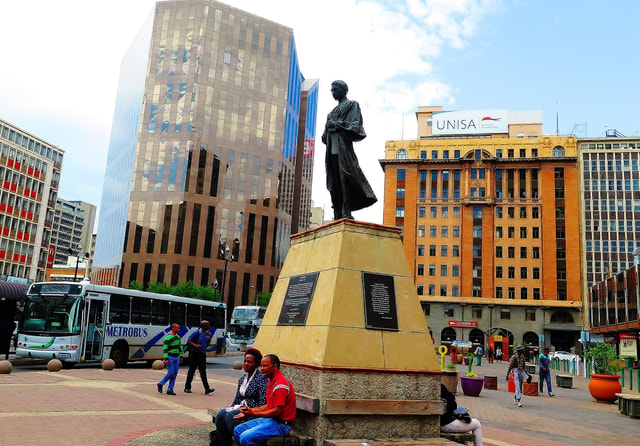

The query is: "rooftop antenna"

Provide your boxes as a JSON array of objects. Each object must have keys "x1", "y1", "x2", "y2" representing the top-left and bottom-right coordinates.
[
  {"x1": 556, "y1": 100, "x2": 559, "y2": 136},
  {"x1": 401, "y1": 106, "x2": 405, "y2": 140}
]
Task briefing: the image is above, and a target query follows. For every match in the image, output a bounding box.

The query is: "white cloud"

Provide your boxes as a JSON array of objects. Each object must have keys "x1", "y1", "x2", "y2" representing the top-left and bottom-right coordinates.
[{"x1": 0, "y1": 0, "x2": 499, "y2": 224}]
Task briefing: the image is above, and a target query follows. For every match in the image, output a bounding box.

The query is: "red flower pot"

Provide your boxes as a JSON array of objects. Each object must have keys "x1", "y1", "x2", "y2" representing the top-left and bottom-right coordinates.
[{"x1": 588, "y1": 373, "x2": 622, "y2": 404}]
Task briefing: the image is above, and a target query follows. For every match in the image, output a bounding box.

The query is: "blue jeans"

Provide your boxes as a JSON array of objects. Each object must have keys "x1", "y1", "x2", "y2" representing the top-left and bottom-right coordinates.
[
  {"x1": 234, "y1": 418, "x2": 291, "y2": 446},
  {"x1": 513, "y1": 369, "x2": 525, "y2": 400},
  {"x1": 158, "y1": 356, "x2": 180, "y2": 392},
  {"x1": 539, "y1": 369, "x2": 553, "y2": 394},
  {"x1": 215, "y1": 408, "x2": 241, "y2": 446}
]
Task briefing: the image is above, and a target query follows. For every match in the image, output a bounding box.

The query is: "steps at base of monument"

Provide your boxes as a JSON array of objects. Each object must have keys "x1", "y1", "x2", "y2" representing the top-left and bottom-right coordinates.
[
  {"x1": 265, "y1": 435, "x2": 314, "y2": 446},
  {"x1": 322, "y1": 438, "x2": 462, "y2": 446},
  {"x1": 439, "y1": 433, "x2": 474, "y2": 445}
]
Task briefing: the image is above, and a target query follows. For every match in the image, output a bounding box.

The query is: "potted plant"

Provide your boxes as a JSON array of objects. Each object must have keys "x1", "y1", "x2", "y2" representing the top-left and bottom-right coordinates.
[
  {"x1": 459, "y1": 353, "x2": 484, "y2": 396},
  {"x1": 584, "y1": 343, "x2": 622, "y2": 403},
  {"x1": 441, "y1": 363, "x2": 458, "y2": 395}
]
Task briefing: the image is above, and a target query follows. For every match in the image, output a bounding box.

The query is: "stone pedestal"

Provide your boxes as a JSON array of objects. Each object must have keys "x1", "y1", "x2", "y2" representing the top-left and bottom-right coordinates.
[{"x1": 254, "y1": 220, "x2": 442, "y2": 444}]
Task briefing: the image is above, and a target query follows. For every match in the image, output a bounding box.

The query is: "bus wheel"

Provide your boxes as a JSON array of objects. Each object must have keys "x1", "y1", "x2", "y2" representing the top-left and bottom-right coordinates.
[{"x1": 110, "y1": 342, "x2": 128, "y2": 368}]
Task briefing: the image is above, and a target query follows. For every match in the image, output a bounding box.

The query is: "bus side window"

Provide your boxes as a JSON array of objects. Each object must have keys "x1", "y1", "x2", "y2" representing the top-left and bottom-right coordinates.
[
  {"x1": 131, "y1": 297, "x2": 151, "y2": 325},
  {"x1": 110, "y1": 295, "x2": 131, "y2": 324},
  {"x1": 186, "y1": 304, "x2": 201, "y2": 327},
  {"x1": 170, "y1": 302, "x2": 186, "y2": 326},
  {"x1": 258, "y1": 308, "x2": 266, "y2": 318},
  {"x1": 202, "y1": 306, "x2": 224, "y2": 330},
  {"x1": 151, "y1": 300, "x2": 170, "y2": 326}
]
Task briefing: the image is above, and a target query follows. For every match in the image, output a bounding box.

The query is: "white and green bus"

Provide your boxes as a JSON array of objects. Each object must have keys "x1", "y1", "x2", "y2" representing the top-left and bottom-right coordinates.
[
  {"x1": 16, "y1": 280, "x2": 226, "y2": 367},
  {"x1": 228, "y1": 305, "x2": 267, "y2": 350}
]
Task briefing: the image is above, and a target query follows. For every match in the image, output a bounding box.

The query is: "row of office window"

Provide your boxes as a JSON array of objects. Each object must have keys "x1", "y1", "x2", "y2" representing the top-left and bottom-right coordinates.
[
  {"x1": 586, "y1": 240, "x2": 640, "y2": 252},
  {"x1": 417, "y1": 263, "x2": 460, "y2": 277},
  {"x1": 429, "y1": 304, "x2": 537, "y2": 321},
  {"x1": 418, "y1": 226, "x2": 461, "y2": 238},
  {"x1": 495, "y1": 226, "x2": 541, "y2": 239},
  {"x1": 586, "y1": 220, "x2": 640, "y2": 233},
  {"x1": 0, "y1": 123, "x2": 62, "y2": 164},
  {"x1": 496, "y1": 266, "x2": 541, "y2": 280},
  {"x1": 581, "y1": 142, "x2": 638, "y2": 150},
  {"x1": 417, "y1": 283, "x2": 459, "y2": 297},
  {"x1": 584, "y1": 199, "x2": 640, "y2": 212},
  {"x1": 399, "y1": 147, "x2": 545, "y2": 160},
  {"x1": 417, "y1": 244, "x2": 461, "y2": 257},
  {"x1": 496, "y1": 246, "x2": 541, "y2": 259},
  {"x1": 496, "y1": 206, "x2": 540, "y2": 219},
  {"x1": 586, "y1": 261, "x2": 632, "y2": 275},
  {"x1": 583, "y1": 157, "x2": 639, "y2": 171},
  {"x1": 584, "y1": 179, "x2": 640, "y2": 192}
]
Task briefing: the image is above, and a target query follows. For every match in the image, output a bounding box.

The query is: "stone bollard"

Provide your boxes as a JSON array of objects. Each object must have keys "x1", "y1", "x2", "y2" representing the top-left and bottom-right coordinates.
[
  {"x1": 102, "y1": 359, "x2": 116, "y2": 370},
  {"x1": 47, "y1": 359, "x2": 63, "y2": 372},
  {"x1": 0, "y1": 359, "x2": 13, "y2": 374},
  {"x1": 152, "y1": 360, "x2": 165, "y2": 370},
  {"x1": 232, "y1": 360, "x2": 243, "y2": 370}
]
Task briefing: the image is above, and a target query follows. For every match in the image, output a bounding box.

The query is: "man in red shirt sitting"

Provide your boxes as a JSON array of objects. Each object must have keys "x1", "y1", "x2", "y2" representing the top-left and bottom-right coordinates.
[{"x1": 234, "y1": 354, "x2": 296, "y2": 446}]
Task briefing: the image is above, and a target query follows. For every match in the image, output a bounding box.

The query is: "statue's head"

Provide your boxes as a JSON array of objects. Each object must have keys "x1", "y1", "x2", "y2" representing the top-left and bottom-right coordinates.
[{"x1": 331, "y1": 80, "x2": 348, "y2": 100}]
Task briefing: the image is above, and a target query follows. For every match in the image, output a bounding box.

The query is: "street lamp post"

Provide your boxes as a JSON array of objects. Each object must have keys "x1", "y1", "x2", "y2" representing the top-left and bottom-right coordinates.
[
  {"x1": 68, "y1": 243, "x2": 87, "y2": 282},
  {"x1": 219, "y1": 244, "x2": 234, "y2": 305}
]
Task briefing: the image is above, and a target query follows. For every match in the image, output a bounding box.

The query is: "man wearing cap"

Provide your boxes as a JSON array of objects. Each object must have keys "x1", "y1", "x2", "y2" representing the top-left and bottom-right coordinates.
[
  {"x1": 506, "y1": 345, "x2": 530, "y2": 407},
  {"x1": 538, "y1": 347, "x2": 555, "y2": 396}
]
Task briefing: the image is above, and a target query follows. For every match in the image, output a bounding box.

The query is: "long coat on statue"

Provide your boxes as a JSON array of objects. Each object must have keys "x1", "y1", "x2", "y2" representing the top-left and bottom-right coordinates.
[{"x1": 322, "y1": 99, "x2": 377, "y2": 213}]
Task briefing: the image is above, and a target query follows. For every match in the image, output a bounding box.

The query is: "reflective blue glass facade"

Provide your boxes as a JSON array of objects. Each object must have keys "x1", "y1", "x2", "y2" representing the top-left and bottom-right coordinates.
[{"x1": 93, "y1": 1, "x2": 317, "y2": 316}]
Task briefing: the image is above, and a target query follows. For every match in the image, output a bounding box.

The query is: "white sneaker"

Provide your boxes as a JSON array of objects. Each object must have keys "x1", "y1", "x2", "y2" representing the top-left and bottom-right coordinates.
[
  {"x1": 517, "y1": 401, "x2": 523, "y2": 407},
  {"x1": 549, "y1": 392, "x2": 555, "y2": 397}
]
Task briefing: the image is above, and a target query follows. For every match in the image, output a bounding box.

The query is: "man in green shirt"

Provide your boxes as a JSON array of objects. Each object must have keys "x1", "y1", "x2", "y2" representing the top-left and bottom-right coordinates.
[{"x1": 157, "y1": 323, "x2": 183, "y2": 395}]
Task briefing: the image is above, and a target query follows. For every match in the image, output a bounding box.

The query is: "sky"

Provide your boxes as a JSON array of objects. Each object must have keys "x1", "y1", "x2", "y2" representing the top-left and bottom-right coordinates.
[{"x1": 1, "y1": 0, "x2": 639, "y2": 226}]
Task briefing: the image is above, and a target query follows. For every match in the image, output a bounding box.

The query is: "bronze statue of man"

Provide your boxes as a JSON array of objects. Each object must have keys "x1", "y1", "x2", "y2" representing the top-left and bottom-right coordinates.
[{"x1": 322, "y1": 80, "x2": 377, "y2": 220}]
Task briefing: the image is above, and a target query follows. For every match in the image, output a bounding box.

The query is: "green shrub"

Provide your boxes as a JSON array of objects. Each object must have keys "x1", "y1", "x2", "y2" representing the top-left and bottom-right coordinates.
[{"x1": 584, "y1": 343, "x2": 621, "y2": 375}]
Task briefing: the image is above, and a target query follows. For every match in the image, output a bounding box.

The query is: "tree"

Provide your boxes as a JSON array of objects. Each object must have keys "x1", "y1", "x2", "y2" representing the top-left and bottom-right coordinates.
[
  {"x1": 256, "y1": 291, "x2": 272, "y2": 307},
  {"x1": 128, "y1": 281, "x2": 143, "y2": 290}
]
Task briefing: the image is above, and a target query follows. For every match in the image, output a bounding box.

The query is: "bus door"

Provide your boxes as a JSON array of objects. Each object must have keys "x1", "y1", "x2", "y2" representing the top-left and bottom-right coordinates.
[{"x1": 83, "y1": 297, "x2": 108, "y2": 360}]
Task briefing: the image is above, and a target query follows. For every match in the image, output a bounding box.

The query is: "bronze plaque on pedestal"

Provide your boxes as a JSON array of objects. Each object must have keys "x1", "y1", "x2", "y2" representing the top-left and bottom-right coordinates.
[
  {"x1": 278, "y1": 272, "x2": 319, "y2": 325},
  {"x1": 362, "y1": 272, "x2": 398, "y2": 331}
]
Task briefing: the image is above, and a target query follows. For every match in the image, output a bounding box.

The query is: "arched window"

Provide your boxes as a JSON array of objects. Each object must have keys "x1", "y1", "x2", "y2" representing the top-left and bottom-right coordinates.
[
  {"x1": 552, "y1": 146, "x2": 565, "y2": 157},
  {"x1": 396, "y1": 149, "x2": 408, "y2": 159},
  {"x1": 441, "y1": 327, "x2": 456, "y2": 345},
  {"x1": 469, "y1": 328, "x2": 485, "y2": 347}
]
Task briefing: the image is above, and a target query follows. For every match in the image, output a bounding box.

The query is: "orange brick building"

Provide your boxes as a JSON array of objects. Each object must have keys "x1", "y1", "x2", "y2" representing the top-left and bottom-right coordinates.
[{"x1": 380, "y1": 106, "x2": 584, "y2": 354}]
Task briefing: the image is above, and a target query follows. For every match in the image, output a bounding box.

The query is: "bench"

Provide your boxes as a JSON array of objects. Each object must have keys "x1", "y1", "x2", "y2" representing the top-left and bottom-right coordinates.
[
  {"x1": 556, "y1": 374, "x2": 573, "y2": 388},
  {"x1": 440, "y1": 432, "x2": 475, "y2": 445},
  {"x1": 615, "y1": 393, "x2": 640, "y2": 418}
]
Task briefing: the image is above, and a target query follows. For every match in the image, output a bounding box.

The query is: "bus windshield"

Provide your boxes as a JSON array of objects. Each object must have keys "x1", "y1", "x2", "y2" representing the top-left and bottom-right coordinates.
[
  {"x1": 21, "y1": 294, "x2": 81, "y2": 334},
  {"x1": 231, "y1": 307, "x2": 259, "y2": 320}
]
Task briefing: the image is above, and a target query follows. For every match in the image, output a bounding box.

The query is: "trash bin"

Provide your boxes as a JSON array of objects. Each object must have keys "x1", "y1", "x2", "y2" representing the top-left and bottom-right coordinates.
[{"x1": 216, "y1": 337, "x2": 226, "y2": 355}]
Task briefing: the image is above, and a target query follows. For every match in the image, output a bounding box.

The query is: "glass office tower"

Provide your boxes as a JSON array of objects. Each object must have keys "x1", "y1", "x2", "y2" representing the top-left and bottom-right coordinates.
[{"x1": 93, "y1": 0, "x2": 318, "y2": 315}]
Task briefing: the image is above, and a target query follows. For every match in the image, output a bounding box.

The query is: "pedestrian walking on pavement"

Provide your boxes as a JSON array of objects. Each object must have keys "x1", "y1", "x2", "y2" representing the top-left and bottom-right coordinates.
[
  {"x1": 184, "y1": 320, "x2": 215, "y2": 395},
  {"x1": 495, "y1": 346, "x2": 503, "y2": 363},
  {"x1": 474, "y1": 345, "x2": 483, "y2": 366},
  {"x1": 538, "y1": 346, "x2": 555, "y2": 396},
  {"x1": 487, "y1": 346, "x2": 494, "y2": 364},
  {"x1": 157, "y1": 323, "x2": 183, "y2": 395},
  {"x1": 506, "y1": 345, "x2": 531, "y2": 407}
]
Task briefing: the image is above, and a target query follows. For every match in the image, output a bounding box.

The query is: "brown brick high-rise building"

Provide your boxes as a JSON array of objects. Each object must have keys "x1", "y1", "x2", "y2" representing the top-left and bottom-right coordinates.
[{"x1": 381, "y1": 106, "x2": 583, "y2": 355}]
